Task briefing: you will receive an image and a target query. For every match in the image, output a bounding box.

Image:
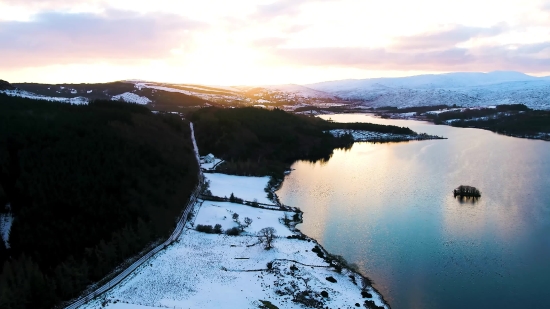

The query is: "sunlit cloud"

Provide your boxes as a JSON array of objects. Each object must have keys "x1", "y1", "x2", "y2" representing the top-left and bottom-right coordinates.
[
  {"x1": 0, "y1": 10, "x2": 205, "y2": 68},
  {"x1": 253, "y1": 0, "x2": 332, "y2": 19},
  {"x1": 0, "y1": 0, "x2": 548, "y2": 84},
  {"x1": 392, "y1": 24, "x2": 509, "y2": 51},
  {"x1": 271, "y1": 43, "x2": 550, "y2": 73}
]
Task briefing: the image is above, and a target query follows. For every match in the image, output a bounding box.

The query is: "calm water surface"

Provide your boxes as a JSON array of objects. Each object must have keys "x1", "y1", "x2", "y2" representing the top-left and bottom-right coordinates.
[{"x1": 276, "y1": 114, "x2": 550, "y2": 309}]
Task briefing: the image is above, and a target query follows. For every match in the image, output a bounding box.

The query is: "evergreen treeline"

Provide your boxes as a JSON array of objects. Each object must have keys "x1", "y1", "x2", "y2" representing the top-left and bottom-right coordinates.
[
  {"x1": 190, "y1": 107, "x2": 414, "y2": 176},
  {"x1": 0, "y1": 94, "x2": 198, "y2": 308}
]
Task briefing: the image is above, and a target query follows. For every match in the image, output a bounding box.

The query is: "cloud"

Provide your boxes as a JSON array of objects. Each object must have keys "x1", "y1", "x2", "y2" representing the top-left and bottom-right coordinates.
[
  {"x1": 1, "y1": 0, "x2": 85, "y2": 3},
  {"x1": 254, "y1": 0, "x2": 308, "y2": 19},
  {"x1": 252, "y1": 37, "x2": 288, "y2": 48},
  {"x1": 253, "y1": 0, "x2": 332, "y2": 20},
  {"x1": 270, "y1": 43, "x2": 550, "y2": 73},
  {"x1": 392, "y1": 23, "x2": 508, "y2": 51},
  {"x1": 0, "y1": 0, "x2": 102, "y2": 10},
  {"x1": 0, "y1": 10, "x2": 205, "y2": 68}
]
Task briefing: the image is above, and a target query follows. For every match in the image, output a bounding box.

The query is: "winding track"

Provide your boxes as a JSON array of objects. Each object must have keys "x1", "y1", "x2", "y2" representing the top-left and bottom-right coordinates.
[{"x1": 64, "y1": 122, "x2": 203, "y2": 309}]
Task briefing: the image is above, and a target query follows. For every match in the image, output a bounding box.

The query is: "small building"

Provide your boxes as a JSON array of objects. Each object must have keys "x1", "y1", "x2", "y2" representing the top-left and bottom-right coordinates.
[{"x1": 203, "y1": 153, "x2": 215, "y2": 164}]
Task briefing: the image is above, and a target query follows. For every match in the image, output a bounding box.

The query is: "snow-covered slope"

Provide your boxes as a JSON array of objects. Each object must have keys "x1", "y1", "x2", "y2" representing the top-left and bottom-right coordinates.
[
  {"x1": 307, "y1": 71, "x2": 550, "y2": 109},
  {"x1": 0, "y1": 89, "x2": 89, "y2": 104},
  {"x1": 262, "y1": 84, "x2": 336, "y2": 99},
  {"x1": 111, "y1": 92, "x2": 151, "y2": 105}
]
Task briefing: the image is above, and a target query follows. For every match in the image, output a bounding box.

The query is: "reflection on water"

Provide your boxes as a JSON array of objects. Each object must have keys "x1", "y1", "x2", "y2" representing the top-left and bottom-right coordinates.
[
  {"x1": 277, "y1": 114, "x2": 550, "y2": 309},
  {"x1": 454, "y1": 196, "x2": 480, "y2": 204}
]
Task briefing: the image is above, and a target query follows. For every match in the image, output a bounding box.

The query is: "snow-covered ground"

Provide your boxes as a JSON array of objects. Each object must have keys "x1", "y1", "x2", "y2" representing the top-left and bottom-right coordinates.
[
  {"x1": 0, "y1": 89, "x2": 88, "y2": 104},
  {"x1": 424, "y1": 108, "x2": 462, "y2": 115},
  {"x1": 204, "y1": 173, "x2": 272, "y2": 205},
  {"x1": 111, "y1": 92, "x2": 151, "y2": 105},
  {"x1": 308, "y1": 71, "x2": 550, "y2": 110},
  {"x1": 200, "y1": 158, "x2": 223, "y2": 171},
  {"x1": 189, "y1": 123, "x2": 200, "y2": 164},
  {"x1": 135, "y1": 84, "x2": 196, "y2": 96},
  {"x1": 74, "y1": 140, "x2": 388, "y2": 309},
  {"x1": 134, "y1": 83, "x2": 244, "y2": 103},
  {"x1": 79, "y1": 197, "x2": 388, "y2": 309},
  {"x1": 262, "y1": 84, "x2": 336, "y2": 99},
  {"x1": 329, "y1": 129, "x2": 444, "y2": 142},
  {"x1": 194, "y1": 201, "x2": 293, "y2": 237}
]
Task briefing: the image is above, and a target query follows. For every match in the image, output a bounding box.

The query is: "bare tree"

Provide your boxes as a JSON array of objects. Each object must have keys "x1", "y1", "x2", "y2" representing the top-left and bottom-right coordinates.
[
  {"x1": 243, "y1": 217, "x2": 253, "y2": 228},
  {"x1": 257, "y1": 227, "x2": 277, "y2": 250}
]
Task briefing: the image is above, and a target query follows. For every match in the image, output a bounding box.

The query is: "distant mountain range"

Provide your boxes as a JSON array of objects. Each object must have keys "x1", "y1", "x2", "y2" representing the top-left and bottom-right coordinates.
[
  {"x1": 0, "y1": 80, "x2": 210, "y2": 109},
  {"x1": 306, "y1": 71, "x2": 550, "y2": 109},
  {"x1": 0, "y1": 80, "x2": 337, "y2": 112},
  {"x1": 2, "y1": 71, "x2": 550, "y2": 110}
]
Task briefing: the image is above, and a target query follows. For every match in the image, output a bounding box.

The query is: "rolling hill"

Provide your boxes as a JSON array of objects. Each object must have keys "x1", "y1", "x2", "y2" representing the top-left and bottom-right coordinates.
[
  {"x1": 4, "y1": 71, "x2": 550, "y2": 111},
  {"x1": 307, "y1": 71, "x2": 550, "y2": 110}
]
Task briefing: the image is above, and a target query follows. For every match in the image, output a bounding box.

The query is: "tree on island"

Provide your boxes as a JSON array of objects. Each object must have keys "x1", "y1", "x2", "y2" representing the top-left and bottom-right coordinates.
[
  {"x1": 453, "y1": 185, "x2": 481, "y2": 198},
  {"x1": 258, "y1": 227, "x2": 277, "y2": 250}
]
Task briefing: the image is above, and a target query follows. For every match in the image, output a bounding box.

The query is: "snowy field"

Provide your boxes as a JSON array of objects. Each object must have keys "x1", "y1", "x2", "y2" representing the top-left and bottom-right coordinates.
[
  {"x1": 204, "y1": 173, "x2": 272, "y2": 205},
  {"x1": 194, "y1": 201, "x2": 293, "y2": 237},
  {"x1": 79, "y1": 198, "x2": 387, "y2": 309}
]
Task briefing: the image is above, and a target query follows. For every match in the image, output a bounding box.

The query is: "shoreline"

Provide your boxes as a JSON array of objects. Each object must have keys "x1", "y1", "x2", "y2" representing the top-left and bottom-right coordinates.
[
  {"x1": 296, "y1": 108, "x2": 550, "y2": 142},
  {"x1": 291, "y1": 214, "x2": 392, "y2": 308},
  {"x1": 78, "y1": 168, "x2": 390, "y2": 309},
  {"x1": 268, "y1": 168, "x2": 392, "y2": 307},
  {"x1": 369, "y1": 112, "x2": 550, "y2": 142},
  {"x1": 328, "y1": 128, "x2": 445, "y2": 142},
  {"x1": 273, "y1": 169, "x2": 392, "y2": 309}
]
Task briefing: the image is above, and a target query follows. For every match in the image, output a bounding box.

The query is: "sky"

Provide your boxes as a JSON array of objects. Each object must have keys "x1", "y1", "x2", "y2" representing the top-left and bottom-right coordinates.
[{"x1": 1, "y1": 0, "x2": 549, "y2": 85}]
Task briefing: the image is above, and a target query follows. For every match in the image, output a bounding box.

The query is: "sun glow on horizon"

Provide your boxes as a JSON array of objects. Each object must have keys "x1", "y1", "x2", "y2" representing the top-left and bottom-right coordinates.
[{"x1": 1, "y1": 0, "x2": 549, "y2": 85}]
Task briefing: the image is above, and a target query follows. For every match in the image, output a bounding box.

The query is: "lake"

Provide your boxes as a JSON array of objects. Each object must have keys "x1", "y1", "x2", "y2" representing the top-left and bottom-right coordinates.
[{"x1": 276, "y1": 114, "x2": 550, "y2": 309}]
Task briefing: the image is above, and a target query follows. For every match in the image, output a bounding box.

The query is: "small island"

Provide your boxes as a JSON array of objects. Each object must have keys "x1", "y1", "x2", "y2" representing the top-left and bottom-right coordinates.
[{"x1": 453, "y1": 185, "x2": 481, "y2": 198}]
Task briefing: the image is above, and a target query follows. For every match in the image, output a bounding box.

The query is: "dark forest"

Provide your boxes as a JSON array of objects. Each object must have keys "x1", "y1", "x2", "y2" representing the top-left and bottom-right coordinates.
[{"x1": 0, "y1": 94, "x2": 198, "y2": 308}]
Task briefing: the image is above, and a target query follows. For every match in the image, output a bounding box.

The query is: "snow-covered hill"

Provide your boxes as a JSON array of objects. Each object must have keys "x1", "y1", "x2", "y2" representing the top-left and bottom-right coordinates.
[
  {"x1": 261, "y1": 84, "x2": 336, "y2": 99},
  {"x1": 111, "y1": 92, "x2": 151, "y2": 105},
  {"x1": 307, "y1": 71, "x2": 550, "y2": 109},
  {"x1": 10, "y1": 71, "x2": 548, "y2": 110},
  {"x1": 3, "y1": 79, "x2": 341, "y2": 110},
  {"x1": 0, "y1": 89, "x2": 88, "y2": 104},
  {"x1": 3, "y1": 81, "x2": 210, "y2": 109}
]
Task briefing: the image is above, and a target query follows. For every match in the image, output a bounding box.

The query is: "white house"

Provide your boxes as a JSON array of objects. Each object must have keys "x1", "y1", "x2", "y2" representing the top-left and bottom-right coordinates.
[{"x1": 204, "y1": 153, "x2": 215, "y2": 164}]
